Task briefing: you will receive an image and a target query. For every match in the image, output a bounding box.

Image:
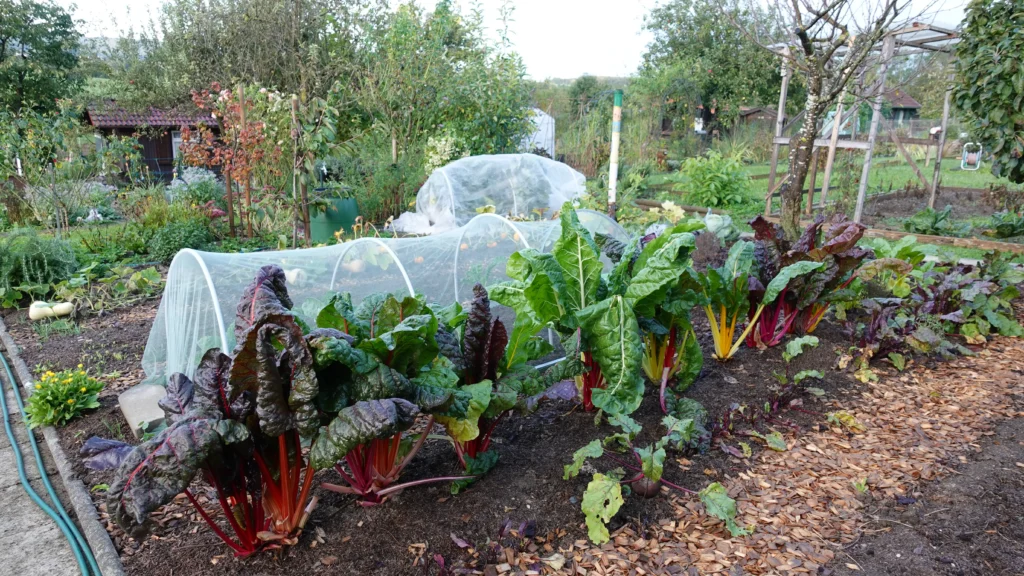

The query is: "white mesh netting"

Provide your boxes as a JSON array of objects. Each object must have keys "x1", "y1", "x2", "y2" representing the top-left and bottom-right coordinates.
[
  {"x1": 391, "y1": 154, "x2": 586, "y2": 234},
  {"x1": 142, "y1": 210, "x2": 627, "y2": 384}
]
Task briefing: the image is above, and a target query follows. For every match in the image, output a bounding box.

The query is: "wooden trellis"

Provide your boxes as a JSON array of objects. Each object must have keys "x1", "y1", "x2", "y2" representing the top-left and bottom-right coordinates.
[{"x1": 765, "y1": 23, "x2": 960, "y2": 222}]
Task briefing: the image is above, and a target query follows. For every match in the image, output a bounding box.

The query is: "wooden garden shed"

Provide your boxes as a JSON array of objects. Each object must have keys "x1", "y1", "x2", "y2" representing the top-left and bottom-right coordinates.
[{"x1": 84, "y1": 103, "x2": 216, "y2": 182}]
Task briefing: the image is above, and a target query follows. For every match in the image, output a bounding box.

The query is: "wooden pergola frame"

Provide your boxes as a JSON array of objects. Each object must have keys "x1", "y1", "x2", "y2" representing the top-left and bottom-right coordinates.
[{"x1": 764, "y1": 22, "x2": 960, "y2": 222}]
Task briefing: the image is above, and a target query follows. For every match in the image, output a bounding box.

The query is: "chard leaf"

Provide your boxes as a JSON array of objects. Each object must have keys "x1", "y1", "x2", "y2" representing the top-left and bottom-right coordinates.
[
  {"x1": 578, "y1": 296, "x2": 644, "y2": 416},
  {"x1": 310, "y1": 335, "x2": 376, "y2": 374},
  {"x1": 463, "y1": 284, "x2": 493, "y2": 383},
  {"x1": 357, "y1": 313, "x2": 439, "y2": 375},
  {"x1": 761, "y1": 261, "x2": 824, "y2": 305},
  {"x1": 80, "y1": 437, "x2": 135, "y2": 471},
  {"x1": 234, "y1": 265, "x2": 292, "y2": 343},
  {"x1": 435, "y1": 327, "x2": 466, "y2": 374},
  {"x1": 609, "y1": 413, "x2": 642, "y2": 439},
  {"x1": 698, "y1": 482, "x2": 750, "y2": 537},
  {"x1": 581, "y1": 473, "x2": 624, "y2": 544},
  {"x1": 783, "y1": 335, "x2": 819, "y2": 362},
  {"x1": 158, "y1": 373, "x2": 195, "y2": 423},
  {"x1": 661, "y1": 415, "x2": 696, "y2": 451},
  {"x1": 553, "y1": 205, "x2": 603, "y2": 316},
  {"x1": 826, "y1": 410, "x2": 866, "y2": 433},
  {"x1": 854, "y1": 258, "x2": 914, "y2": 282},
  {"x1": 310, "y1": 399, "x2": 419, "y2": 469},
  {"x1": 316, "y1": 292, "x2": 364, "y2": 337},
  {"x1": 108, "y1": 417, "x2": 223, "y2": 529},
  {"x1": 431, "y1": 301, "x2": 465, "y2": 329},
  {"x1": 793, "y1": 370, "x2": 823, "y2": 385},
  {"x1": 674, "y1": 326, "x2": 704, "y2": 393},
  {"x1": 624, "y1": 233, "x2": 696, "y2": 316},
  {"x1": 451, "y1": 450, "x2": 499, "y2": 494},
  {"x1": 635, "y1": 445, "x2": 666, "y2": 483},
  {"x1": 764, "y1": 431, "x2": 787, "y2": 451},
  {"x1": 564, "y1": 439, "x2": 603, "y2": 480},
  {"x1": 723, "y1": 240, "x2": 755, "y2": 279},
  {"x1": 435, "y1": 381, "x2": 492, "y2": 442}
]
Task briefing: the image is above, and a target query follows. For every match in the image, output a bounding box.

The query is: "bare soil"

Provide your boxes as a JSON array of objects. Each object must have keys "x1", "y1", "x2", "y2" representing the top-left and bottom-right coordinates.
[
  {"x1": 833, "y1": 414, "x2": 1024, "y2": 576},
  {"x1": 858, "y1": 187, "x2": 1003, "y2": 230}
]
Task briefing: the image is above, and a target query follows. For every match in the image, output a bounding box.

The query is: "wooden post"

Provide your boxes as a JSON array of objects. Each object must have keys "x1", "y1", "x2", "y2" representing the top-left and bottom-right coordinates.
[
  {"x1": 224, "y1": 169, "x2": 236, "y2": 237},
  {"x1": 805, "y1": 148, "x2": 820, "y2": 215},
  {"x1": 889, "y1": 131, "x2": 929, "y2": 189},
  {"x1": 766, "y1": 47, "x2": 791, "y2": 216},
  {"x1": 290, "y1": 96, "x2": 311, "y2": 247},
  {"x1": 608, "y1": 89, "x2": 623, "y2": 219},
  {"x1": 238, "y1": 84, "x2": 253, "y2": 237},
  {"x1": 818, "y1": 87, "x2": 847, "y2": 208},
  {"x1": 929, "y1": 72, "x2": 954, "y2": 209},
  {"x1": 854, "y1": 35, "x2": 895, "y2": 223}
]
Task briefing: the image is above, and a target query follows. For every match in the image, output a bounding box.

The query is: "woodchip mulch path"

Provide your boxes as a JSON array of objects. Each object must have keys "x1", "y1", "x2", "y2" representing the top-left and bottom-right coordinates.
[{"x1": 548, "y1": 336, "x2": 1024, "y2": 576}]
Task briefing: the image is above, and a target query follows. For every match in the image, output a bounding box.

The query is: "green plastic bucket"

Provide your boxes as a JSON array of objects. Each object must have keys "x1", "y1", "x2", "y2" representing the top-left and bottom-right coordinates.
[{"x1": 310, "y1": 196, "x2": 360, "y2": 243}]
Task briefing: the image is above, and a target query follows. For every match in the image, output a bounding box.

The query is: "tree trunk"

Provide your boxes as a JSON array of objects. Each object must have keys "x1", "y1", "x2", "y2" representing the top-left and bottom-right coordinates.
[
  {"x1": 225, "y1": 169, "x2": 236, "y2": 237},
  {"x1": 781, "y1": 83, "x2": 825, "y2": 239}
]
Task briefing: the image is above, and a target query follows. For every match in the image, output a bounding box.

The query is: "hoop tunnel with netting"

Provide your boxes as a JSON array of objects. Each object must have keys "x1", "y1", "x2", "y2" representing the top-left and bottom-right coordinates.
[
  {"x1": 141, "y1": 210, "x2": 628, "y2": 384},
  {"x1": 391, "y1": 154, "x2": 586, "y2": 234}
]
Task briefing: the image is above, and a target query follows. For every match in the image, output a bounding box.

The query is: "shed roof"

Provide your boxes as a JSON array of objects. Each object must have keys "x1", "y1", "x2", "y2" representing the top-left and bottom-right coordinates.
[
  {"x1": 84, "y1": 102, "x2": 215, "y2": 129},
  {"x1": 884, "y1": 90, "x2": 921, "y2": 109}
]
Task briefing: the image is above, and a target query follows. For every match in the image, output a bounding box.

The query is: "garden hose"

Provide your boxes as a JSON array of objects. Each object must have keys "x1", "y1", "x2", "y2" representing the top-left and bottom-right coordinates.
[{"x1": 0, "y1": 347, "x2": 101, "y2": 576}]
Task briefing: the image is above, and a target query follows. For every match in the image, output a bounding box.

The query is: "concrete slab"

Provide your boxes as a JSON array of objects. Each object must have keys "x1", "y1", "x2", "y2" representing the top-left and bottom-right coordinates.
[
  {"x1": 118, "y1": 383, "x2": 167, "y2": 438},
  {"x1": 0, "y1": 482, "x2": 78, "y2": 575}
]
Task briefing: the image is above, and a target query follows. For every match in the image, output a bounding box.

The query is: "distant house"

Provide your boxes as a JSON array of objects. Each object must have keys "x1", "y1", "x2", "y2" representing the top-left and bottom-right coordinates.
[
  {"x1": 738, "y1": 106, "x2": 779, "y2": 126},
  {"x1": 84, "y1": 102, "x2": 216, "y2": 182},
  {"x1": 883, "y1": 90, "x2": 921, "y2": 125}
]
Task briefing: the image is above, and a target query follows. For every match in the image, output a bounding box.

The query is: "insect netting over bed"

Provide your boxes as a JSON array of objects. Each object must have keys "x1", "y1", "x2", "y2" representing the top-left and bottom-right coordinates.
[
  {"x1": 390, "y1": 154, "x2": 586, "y2": 234},
  {"x1": 141, "y1": 209, "x2": 627, "y2": 384}
]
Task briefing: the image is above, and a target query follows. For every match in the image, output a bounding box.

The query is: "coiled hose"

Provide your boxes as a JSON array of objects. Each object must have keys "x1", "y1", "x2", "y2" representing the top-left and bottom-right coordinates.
[{"x1": 0, "y1": 346, "x2": 102, "y2": 576}]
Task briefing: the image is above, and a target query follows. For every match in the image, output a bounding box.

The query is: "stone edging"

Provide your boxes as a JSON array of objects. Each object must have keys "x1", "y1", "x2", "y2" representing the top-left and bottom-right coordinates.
[{"x1": 0, "y1": 316, "x2": 125, "y2": 576}]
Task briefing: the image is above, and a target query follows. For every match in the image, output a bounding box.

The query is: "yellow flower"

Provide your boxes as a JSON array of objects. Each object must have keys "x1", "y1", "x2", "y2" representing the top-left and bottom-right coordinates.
[
  {"x1": 77, "y1": 364, "x2": 83, "y2": 369},
  {"x1": 67, "y1": 399, "x2": 75, "y2": 404},
  {"x1": 35, "y1": 384, "x2": 41, "y2": 389},
  {"x1": 80, "y1": 387, "x2": 87, "y2": 393}
]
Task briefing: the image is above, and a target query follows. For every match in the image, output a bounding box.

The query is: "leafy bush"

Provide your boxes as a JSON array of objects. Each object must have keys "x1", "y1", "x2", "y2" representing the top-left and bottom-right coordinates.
[
  {"x1": 26, "y1": 367, "x2": 103, "y2": 427},
  {"x1": 903, "y1": 206, "x2": 971, "y2": 237},
  {"x1": 680, "y1": 150, "x2": 750, "y2": 208},
  {"x1": 0, "y1": 228, "x2": 78, "y2": 295},
  {"x1": 148, "y1": 218, "x2": 214, "y2": 263},
  {"x1": 167, "y1": 167, "x2": 223, "y2": 206},
  {"x1": 54, "y1": 265, "x2": 163, "y2": 312},
  {"x1": 982, "y1": 211, "x2": 1024, "y2": 238}
]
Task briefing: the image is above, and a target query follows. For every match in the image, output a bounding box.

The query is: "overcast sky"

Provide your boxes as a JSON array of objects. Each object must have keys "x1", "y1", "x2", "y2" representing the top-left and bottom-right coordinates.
[{"x1": 60, "y1": 0, "x2": 969, "y2": 80}]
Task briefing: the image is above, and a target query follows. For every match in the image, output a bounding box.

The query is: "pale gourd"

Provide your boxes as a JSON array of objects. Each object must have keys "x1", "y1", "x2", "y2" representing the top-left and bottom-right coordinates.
[{"x1": 29, "y1": 301, "x2": 74, "y2": 320}]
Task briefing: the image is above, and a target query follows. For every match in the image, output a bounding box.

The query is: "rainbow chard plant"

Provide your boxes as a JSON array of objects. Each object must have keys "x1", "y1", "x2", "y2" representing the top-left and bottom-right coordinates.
[
  {"x1": 81, "y1": 266, "x2": 322, "y2": 557},
  {"x1": 748, "y1": 215, "x2": 872, "y2": 343},
  {"x1": 430, "y1": 284, "x2": 575, "y2": 489},
  {"x1": 309, "y1": 292, "x2": 471, "y2": 505},
  {"x1": 601, "y1": 224, "x2": 706, "y2": 413},
  {"x1": 490, "y1": 205, "x2": 643, "y2": 416},
  {"x1": 682, "y1": 241, "x2": 822, "y2": 361}
]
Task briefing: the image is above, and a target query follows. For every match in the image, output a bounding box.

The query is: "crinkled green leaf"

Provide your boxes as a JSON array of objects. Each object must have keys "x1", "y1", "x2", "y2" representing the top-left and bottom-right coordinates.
[
  {"x1": 582, "y1": 473, "x2": 624, "y2": 544},
  {"x1": 761, "y1": 261, "x2": 824, "y2": 305},
  {"x1": 234, "y1": 265, "x2": 292, "y2": 343},
  {"x1": 310, "y1": 399, "x2": 419, "y2": 469},
  {"x1": 357, "y1": 313, "x2": 439, "y2": 375},
  {"x1": 451, "y1": 450, "x2": 499, "y2": 494},
  {"x1": 316, "y1": 292, "x2": 365, "y2": 336},
  {"x1": 435, "y1": 381, "x2": 492, "y2": 442},
  {"x1": 578, "y1": 296, "x2": 644, "y2": 416},
  {"x1": 783, "y1": 335, "x2": 819, "y2": 362},
  {"x1": 699, "y1": 482, "x2": 750, "y2": 537},
  {"x1": 793, "y1": 370, "x2": 823, "y2": 385},
  {"x1": 624, "y1": 233, "x2": 696, "y2": 316}
]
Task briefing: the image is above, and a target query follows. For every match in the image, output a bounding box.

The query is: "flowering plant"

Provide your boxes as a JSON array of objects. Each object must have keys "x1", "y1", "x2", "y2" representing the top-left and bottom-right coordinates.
[{"x1": 25, "y1": 365, "x2": 104, "y2": 427}]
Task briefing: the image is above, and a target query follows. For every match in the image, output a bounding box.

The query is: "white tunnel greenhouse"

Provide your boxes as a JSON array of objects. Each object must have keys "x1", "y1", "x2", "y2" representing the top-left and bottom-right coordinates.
[
  {"x1": 391, "y1": 154, "x2": 586, "y2": 234},
  {"x1": 141, "y1": 210, "x2": 628, "y2": 384}
]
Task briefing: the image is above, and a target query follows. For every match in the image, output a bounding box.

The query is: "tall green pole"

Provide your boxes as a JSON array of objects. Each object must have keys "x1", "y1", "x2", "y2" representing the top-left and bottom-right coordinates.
[{"x1": 608, "y1": 89, "x2": 623, "y2": 219}]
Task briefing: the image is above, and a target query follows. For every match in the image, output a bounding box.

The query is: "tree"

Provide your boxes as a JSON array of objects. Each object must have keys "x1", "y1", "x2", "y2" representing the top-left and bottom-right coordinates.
[
  {"x1": 954, "y1": 0, "x2": 1024, "y2": 184},
  {"x1": 0, "y1": 0, "x2": 80, "y2": 114},
  {"x1": 100, "y1": 0, "x2": 378, "y2": 109},
  {"x1": 642, "y1": 0, "x2": 795, "y2": 129},
  {"x1": 734, "y1": 0, "x2": 902, "y2": 238}
]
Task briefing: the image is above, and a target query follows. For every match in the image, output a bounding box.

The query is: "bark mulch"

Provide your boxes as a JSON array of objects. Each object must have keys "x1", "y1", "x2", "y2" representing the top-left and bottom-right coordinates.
[{"x1": 565, "y1": 338, "x2": 1024, "y2": 575}]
